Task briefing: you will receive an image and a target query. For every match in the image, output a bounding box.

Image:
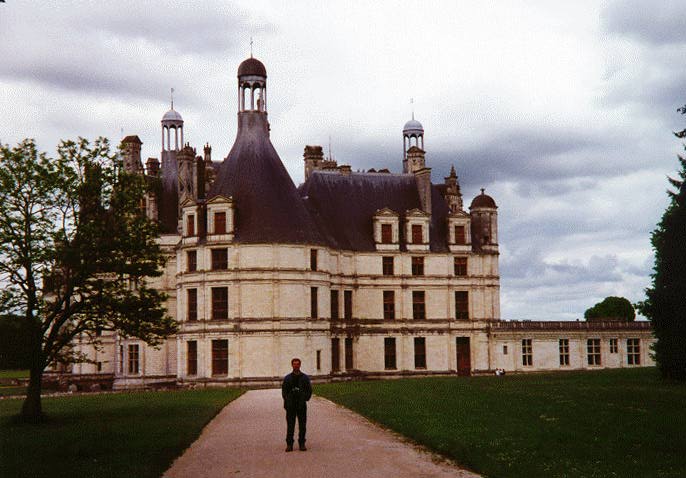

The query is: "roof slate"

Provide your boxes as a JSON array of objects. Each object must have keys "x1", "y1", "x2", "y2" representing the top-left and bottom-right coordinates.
[
  {"x1": 299, "y1": 171, "x2": 450, "y2": 252},
  {"x1": 207, "y1": 112, "x2": 323, "y2": 245}
]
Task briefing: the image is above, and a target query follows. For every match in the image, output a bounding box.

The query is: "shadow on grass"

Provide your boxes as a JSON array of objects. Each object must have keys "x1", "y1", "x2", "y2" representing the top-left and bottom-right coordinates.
[{"x1": 0, "y1": 388, "x2": 243, "y2": 478}]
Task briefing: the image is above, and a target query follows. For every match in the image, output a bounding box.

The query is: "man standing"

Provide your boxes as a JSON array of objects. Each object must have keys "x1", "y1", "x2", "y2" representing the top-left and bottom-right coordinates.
[{"x1": 281, "y1": 357, "x2": 312, "y2": 452}]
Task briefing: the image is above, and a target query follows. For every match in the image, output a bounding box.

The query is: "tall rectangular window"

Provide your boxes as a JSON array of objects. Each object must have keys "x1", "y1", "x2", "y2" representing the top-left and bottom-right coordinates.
[
  {"x1": 559, "y1": 338, "x2": 570, "y2": 366},
  {"x1": 187, "y1": 214, "x2": 195, "y2": 236},
  {"x1": 344, "y1": 290, "x2": 353, "y2": 320},
  {"x1": 411, "y1": 224, "x2": 423, "y2": 244},
  {"x1": 214, "y1": 211, "x2": 226, "y2": 234},
  {"x1": 345, "y1": 337, "x2": 353, "y2": 370},
  {"x1": 187, "y1": 340, "x2": 197, "y2": 375},
  {"x1": 187, "y1": 288, "x2": 197, "y2": 321},
  {"x1": 330, "y1": 290, "x2": 339, "y2": 319},
  {"x1": 212, "y1": 287, "x2": 228, "y2": 320},
  {"x1": 316, "y1": 350, "x2": 321, "y2": 371},
  {"x1": 310, "y1": 287, "x2": 318, "y2": 318},
  {"x1": 211, "y1": 248, "x2": 228, "y2": 270},
  {"x1": 414, "y1": 337, "x2": 426, "y2": 369},
  {"x1": 609, "y1": 338, "x2": 618, "y2": 353},
  {"x1": 187, "y1": 250, "x2": 197, "y2": 272},
  {"x1": 413, "y1": 291, "x2": 426, "y2": 320},
  {"x1": 381, "y1": 224, "x2": 392, "y2": 243},
  {"x1": 454, "y1": 225, "x2": 466, "y2": 245},
  {"x1": 454, "y1": 257, "x2": 467, "y2": 276},
  {"x1": 383, "y1": 291, "x2": 395, "y2": 320},
  {"x1": 522, "y1": 339, "x2": 533, "y2": 366},
  {"x1": 128, "y1": 344, "x2": 140, "y2": 374},
  {"x1": 382, "y1": 256, "x2": 394, "y2": 276},
  {"x1": 627, "y1": 338, "x2": 641, "y2": 365},
  {"x1": 411, "y1": 256, "x2": 424, "y2": 276},
  {"x1": 331, "y1": 338, "x2": 340, "y2": 372},
  {"x1": 384, "y1": 338, "x2": 397, "y2": 369},
  {"x1": 118, "y1": 345, "x2": 124, "y2": 374},
  {"x1": 310, "y1": 249, "x2": 318, "y2": 270},
  {"x1": 212, "y1": 339, "x2": 228, "y2": 376},
  {"x1": 587, "y1": 338, "x2": 601, "y2": 366},
  {"x1": 455, "y1": 291, "x2": 469, "y2": 320}
]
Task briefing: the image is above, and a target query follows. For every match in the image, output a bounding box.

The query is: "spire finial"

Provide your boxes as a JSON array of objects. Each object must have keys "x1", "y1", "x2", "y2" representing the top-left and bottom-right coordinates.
[
  {"x1": 170, "y1": 87, "x2": 175, "y2": 110},
  {"x1": 410, "y1": 97, "x2": 414, "y2": 120},
  {"x1": 328, "y1": 135, "x2": 333, "y2": 161},
  {"x1": 250, "y1": 37, "x2": 253, "y2": 58},
  {"x1": 481, "y1": 188, "x2": 485, "y2": 195}
]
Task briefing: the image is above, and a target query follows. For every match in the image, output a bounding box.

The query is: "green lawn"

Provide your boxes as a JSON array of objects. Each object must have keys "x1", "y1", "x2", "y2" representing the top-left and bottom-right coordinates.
[
  {"x1": 0, "y1": 388, "x2": 243, "y2": 478},
  {"x1": 0, "y1": 369, "x2": 29, "y2": 379},
  {"x1": 316, "y1": 368, "x2": 686, "y2": 478}
]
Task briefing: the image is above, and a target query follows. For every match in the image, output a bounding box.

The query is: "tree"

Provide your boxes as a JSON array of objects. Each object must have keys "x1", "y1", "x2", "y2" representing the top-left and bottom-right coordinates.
[
  {"x1": 637, "y1": 105, "x2": 686, "y2": 380},
  {"x1": 0, "y1": 138, "x2": 177, "y2": 422},
  {"x1": 0, "y1": 314, "x2": 32, "y2": 369},
  {"x1": 584, "y1": 296, "x2": 635, "y2": 322}
]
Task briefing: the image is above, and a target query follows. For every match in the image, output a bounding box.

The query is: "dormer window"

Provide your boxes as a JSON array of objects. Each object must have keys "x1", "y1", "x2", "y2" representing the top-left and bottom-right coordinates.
[
  {"x1": 207, "y1": 195, "x2": 235, "y2": 242},
  {"x1": 381, "y1": 224, "x2": 392, "y2": 244},
  {"x1": 187, "y1": 214, "x2": 195, "y2": 236},
  {"x1": 454, "y1": 225, "x2": 465, "y2": 245},
  {"x1": 373, "y1": 208, "x2": 400, "y2": 251},
  {"x1": 411, "y1": 225, "x2": 423, "y2": 244},
  {"x1": 214, "y1": 212, "x2": 226, "y2": 234},
  {"x1": 405, "y1": 208, "x2": 430, "y2": 251},
  {"x1": 447, "y1": 212, "x2": 471, "y2": 252}
]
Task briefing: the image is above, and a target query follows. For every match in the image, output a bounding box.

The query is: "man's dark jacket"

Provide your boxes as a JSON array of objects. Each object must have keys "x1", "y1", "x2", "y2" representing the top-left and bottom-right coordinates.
[{"x1": 281, "y1": 372, "x2": 312, "y2": 410}]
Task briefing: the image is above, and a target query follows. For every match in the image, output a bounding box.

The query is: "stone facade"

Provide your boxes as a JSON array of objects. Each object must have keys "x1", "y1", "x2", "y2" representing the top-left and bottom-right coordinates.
[{"x1": 69, "y1": 57, "x2": 654, "y2": 389}]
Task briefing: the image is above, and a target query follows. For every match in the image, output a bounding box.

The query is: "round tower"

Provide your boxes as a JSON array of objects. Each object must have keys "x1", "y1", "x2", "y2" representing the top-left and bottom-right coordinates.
[
  {"x1": 469, "y1": 189, "x2": 498, "y2": 253},
  {"x1": 403, "y1": 115, "x2": 424, "y2": 173},
  {"x1": 161, "y1": 104, "x2": 184, "y2": 152},
  {"x1": 237, "y1": 57, "x2": 267, "y2": 113}
]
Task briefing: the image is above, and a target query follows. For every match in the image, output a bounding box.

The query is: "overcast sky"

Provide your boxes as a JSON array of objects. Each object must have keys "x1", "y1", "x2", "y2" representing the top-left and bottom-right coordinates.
[{"x1": 1, "y1": 1, "x2": 683, "y2": 320}]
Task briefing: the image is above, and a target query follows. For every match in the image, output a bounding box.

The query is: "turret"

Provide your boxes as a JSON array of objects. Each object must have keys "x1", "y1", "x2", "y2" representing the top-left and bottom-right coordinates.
[
  {"x1": 121, "y1": 136, "x2": 144, "y2": 174},
  {"x1": 444, "y1": 165, "x2": 463, "y2": 213},
  {"x1": 470, "y1": 189, "x2": 498, "y2": 253}
]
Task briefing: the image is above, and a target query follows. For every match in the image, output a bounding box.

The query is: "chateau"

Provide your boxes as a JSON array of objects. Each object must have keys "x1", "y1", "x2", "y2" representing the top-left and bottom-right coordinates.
[{"x1": 71, "y1": 57, "x2": 654, "y2": 388}]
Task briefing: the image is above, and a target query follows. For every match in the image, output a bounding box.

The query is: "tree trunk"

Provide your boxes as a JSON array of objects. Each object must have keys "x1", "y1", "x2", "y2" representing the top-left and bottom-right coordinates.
[
  {"x1": 20, "y1": 365, "x2": 43, "y2": 422},
  {"x1": 21, "y1": 320, "x2": 45, "y2": 423}
]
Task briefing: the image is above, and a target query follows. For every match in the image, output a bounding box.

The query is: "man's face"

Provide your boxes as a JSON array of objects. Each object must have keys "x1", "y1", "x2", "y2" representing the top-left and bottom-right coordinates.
[{"x1": 292, "y1": 360, "x2": 301, "y2": 373}]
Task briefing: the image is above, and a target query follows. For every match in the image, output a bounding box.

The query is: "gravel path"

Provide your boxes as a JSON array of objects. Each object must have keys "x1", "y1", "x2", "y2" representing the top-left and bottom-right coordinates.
[{"x1": 164, "y1": 388, "x2": 480, "y2": 478}]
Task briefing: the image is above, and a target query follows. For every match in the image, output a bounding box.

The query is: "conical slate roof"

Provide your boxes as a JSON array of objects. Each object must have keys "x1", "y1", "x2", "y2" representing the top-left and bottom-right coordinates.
[{"x1": 208, "y1": 111, "x2": 323, "y2": 244}]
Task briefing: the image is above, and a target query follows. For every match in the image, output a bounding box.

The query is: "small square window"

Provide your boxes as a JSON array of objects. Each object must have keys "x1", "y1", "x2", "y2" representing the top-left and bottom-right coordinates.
[
  {"x1": 187, "y1": 250, "x2": 197, "y2": 272},
  {"x1": 211, "y1": 249, "x2": 228, "y2": 270},
  {"x1": 522, "y1": 339, "x2": 533, "y2": 366},
  {"x1": 411, "y1": 256, "x2": 424, "y2": 276},
  {"x1": 587, "y1": 339, "x2": 601, "y2": 366},
  {"x1": 454, "y1": 257, "x2": 467, "y2": 276},
  {"x1": 382, "y1": 256, "x2": 394, "y2": 276}
]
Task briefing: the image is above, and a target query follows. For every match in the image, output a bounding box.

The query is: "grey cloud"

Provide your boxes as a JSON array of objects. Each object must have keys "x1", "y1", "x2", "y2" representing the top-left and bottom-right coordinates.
[{"x1": 602, "y1": 0, "x2": 686, "y2": 46}]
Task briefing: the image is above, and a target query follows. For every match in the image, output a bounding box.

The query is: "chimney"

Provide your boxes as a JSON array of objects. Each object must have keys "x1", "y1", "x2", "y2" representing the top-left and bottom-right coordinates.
[
  {"x1": 121, "y1": 135, "x2": 144, "y2": 173},
  {"x1": 303, "y1": 145, "x2": 324, "y2": 180},
  {"x1": 415, "y1": 167, "x2": 432, "y2": 214},
  {"x1": 146, "y1": 157, "x2": 160, "y2": 177},
  {"x1": 338, "y1": 164, "x2": 352, "y2": 176}
]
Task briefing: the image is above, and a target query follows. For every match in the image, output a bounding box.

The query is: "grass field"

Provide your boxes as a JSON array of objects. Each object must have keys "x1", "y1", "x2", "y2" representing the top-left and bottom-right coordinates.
[
  {"x1": 0, "y1": 388, "x2": 243, "y2": 478},
  {"x1": 316, "y1": 368, "x2": 686, "y2": 478},
  {"x1": 0, "y1": 369, "x2": 29, "y2": 379}
]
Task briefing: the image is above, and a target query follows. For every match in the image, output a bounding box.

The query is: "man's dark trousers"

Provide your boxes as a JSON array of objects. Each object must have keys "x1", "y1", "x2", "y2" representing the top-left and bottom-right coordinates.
[{"x1": 286, "y1": 404, "x2": 307, "y2": 446}]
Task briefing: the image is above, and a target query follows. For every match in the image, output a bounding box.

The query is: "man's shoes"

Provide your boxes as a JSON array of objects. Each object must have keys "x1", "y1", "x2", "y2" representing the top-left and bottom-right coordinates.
[
  {"x1": 299, "y1": 443, "x2": 307, "y2": 451},
  {"x1": 285, "y1": 444, "x2": 293, "y2": 452}
]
